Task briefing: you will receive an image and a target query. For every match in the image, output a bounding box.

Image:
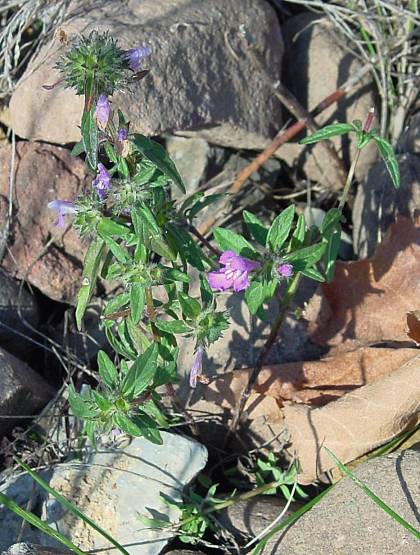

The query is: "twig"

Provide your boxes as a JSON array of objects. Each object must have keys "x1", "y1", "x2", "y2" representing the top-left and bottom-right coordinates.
[{"x1": 187, "y1": 223, "x2": 221, "y2": 257}]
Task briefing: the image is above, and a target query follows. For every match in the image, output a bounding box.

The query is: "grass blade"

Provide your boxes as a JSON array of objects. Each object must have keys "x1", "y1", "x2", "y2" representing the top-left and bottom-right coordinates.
[
  {"x1": 15, "y1": 457, "x2": 130, "y2": 555},
  {"x1": 325, "y1": 448, "x2": 420, "y2": 540},
  {"x1": 0, "y1": 491, "x2": 86, "y2": 555}
]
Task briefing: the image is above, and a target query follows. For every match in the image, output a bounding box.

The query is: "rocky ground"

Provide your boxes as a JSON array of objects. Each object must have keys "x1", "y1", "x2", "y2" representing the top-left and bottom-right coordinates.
[{"x1": 0, "y1": 0, "x2": 419, "y2": 554}]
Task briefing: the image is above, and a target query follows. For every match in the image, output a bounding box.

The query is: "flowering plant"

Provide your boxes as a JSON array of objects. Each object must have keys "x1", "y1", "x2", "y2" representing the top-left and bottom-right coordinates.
[{"x1": 49, "y1": 31, "x2": 400, "y2": 444}]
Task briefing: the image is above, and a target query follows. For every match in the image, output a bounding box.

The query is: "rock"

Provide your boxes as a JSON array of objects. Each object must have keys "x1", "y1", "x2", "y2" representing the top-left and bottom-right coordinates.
[
  {"x1": 0, "y1": 347, "x2": 55, "y2": 436},
  {"x1": 397, "y1": 112, "x2": 420, "y2": 155},
  {"x1": 276, "y1": 450, "x2": 420, "y2": 554},
  {"x1": 40, "y1": 433, "x2": 207, "y2": 554},
  {"x1": 219, "y1": 495, "x2": 299, "y2": 547},
  {"x1": 10, "y1": 0, "x2": 283, "y2": 150},
  {"x1": 352, "y1": 153, "x2": 420, "y2": 257},
  {"x1": 279, "y1": 14, "x2": 378, "y2": 187},
  {"x1": 0, "y1": 269, "x2": 39, "y2": 353},
  {"x1": 166, "y1": 136, "x2": 211, "y2": 197},
  {"x1": 2, "y1": 544, "x2": 71, "y2": 555},
  {"x1": 0, "y1": 142, "x2": 89, "y2": 302}
]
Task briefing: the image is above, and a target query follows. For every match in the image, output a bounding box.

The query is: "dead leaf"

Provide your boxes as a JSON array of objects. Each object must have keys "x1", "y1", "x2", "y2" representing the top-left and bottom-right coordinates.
[
  {"x1": 283, "y1": 354, "x2": 420, "y2": 484},
  {"x1": 407, "y1": 310, "x2": 420, "y2": 343},
  {"x1": 305, "y1": 217, "x2": 420, "y2": 346}
]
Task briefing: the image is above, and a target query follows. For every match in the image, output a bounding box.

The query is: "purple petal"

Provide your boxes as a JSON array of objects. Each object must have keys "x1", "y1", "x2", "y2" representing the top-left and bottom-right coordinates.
[
  {"x1": 278, "y1": 263, "x2": 294, "y2": 278},
  {"x1": 219, "y1": 251, "x2": 260, "y2": 273},
  {"x1": 94, "y1": 95, "x2": 110, "y2": 128},
  {"x1": 124, "y1": 45, "x2": 151, "y2": 72},
  {"x1": 48, "y1": 200, "x2": 77, "y2": 227},
  {"x1": 219, "y1": 251, "x2": 237, "y2": 266},
  {"x1": 92, "y1": 163, "x2": 111, "y2": 199},
  {"x1": 208, "y1": 270, "x2": 232, "y2": 291},
  {"x1": 189, "y1": 346, "x2": 204, "y2": 388},
  {"x1": 117, "y1": 128, "x2": 128, "y2": 141},
  {"x1": 232, "y1": 272, "x2": 250, "y2": 292}
]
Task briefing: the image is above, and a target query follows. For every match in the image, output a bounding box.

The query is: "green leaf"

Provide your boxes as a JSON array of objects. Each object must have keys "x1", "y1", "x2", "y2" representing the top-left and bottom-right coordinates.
[
  {"x1": 163, "y1": 268, "x2": 190, "y2": 283},
  {"x1": 373, "y1": 137, "x2": 400, "y2": 189},
  {"x1": 97, "y1": 218, "x2": 130, "y2": 237},
  {"x1": 213, "y1": 228, "x2": 257, "y2": 259},
  {"x1": 132, "y1": 412, "x2": 163, "y2": 444},
  {"x1": 68, "y1": 385, "x2": 97, "y2": 419},
  {"x1": 300, "y1": 267, "x2": 325, "y2": 282},
  {"x1": 76, "y1": 238, "x2": 106, "y2": 330},
  {"x1": 188, "y1": 194, "x2": 225, "y2": 221},
  {"x1": 142, "y1": 399, "x2": 169, "y2": 428},
  {"x1": 299, "y1": 123, "x2": 355, "y2": 145},
  {"x1": 150, "y1": 235, "x2": 176, "y2": 261},
  {"x1": 134, "y1": 205, "x2": 160, "y2": 234},
  {"x1": 178, "y1": 292, "x2": 201, "y2": 319},
  {"x1": 121, "y1": 343, "x2": 158, "y2": 398},
  {"x1": 137, "y1": 514, "x2": 170, "y2": 529},
  {"x1": 71, "y1": 140, "x2": 85, "y2": 157},
  {"x1": 155, "y1": 319, "x2": 192, "y2": 334},
  {"x1": 132, "y1": 134, "x2": 186, "y2": 193},
  {"x1": 166, "y1": 224, "x2": 207, "y2": 271},
  {"x1": 245, "y1": 281, "x2": 265, "y2": 315},
  {"x1": 81, "y1": 109, "x2": 98, "y2": 171},
  {"x1": 290, "y1": 213, "x2": 306, "y2": 250},
  {"x1": 243, "y1": 210, "x2": 268, "y2": 246},
  {"x1": 267, "y1": 205, "x2": 295, "y2": 252},
  {"x1": 93, "y1": 391, "x2": 113, "y2": 411},
  {"x1": 104, "y1": 141, "x2": 118, "y2": 162},
  {"x1": 321, "y1": 208, "x2": 342, "y2": 281},
  {"x1": 114, "y1": 413, "x2": 143, "y2": 437},
  {"x1": 199, "y1": 274, "x2": 213, "y2": 308},
  {"x1": 130, "y1": 284, "x2": 145, "y2": 325},
  {"x1": 283, "y1": 243, "x2": 326, "y2": 270},
  {"x1": 99, "y1": 233, "x2": 130, "y2": 263},
  {"x1": 97, "y1": 351, "x2": 119, "y2": 389}
]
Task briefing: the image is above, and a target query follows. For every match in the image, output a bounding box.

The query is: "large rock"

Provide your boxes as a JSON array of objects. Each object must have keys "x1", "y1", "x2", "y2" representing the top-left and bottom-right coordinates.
[
  {"x1": 40, "y1": 433, "x2": 207, "y2": 554},
  {"x1": 397, "y1": 112, "x2": 420, "y2": 155},
  {"x1": 0, "y1": 347, "x2": 55, "y2": 435},
  {"x1": 279, "y1": 14, "x2": 378, "y2": 187},
  {"x1": 0, "y1": 142, "x2": 89, "y2": 302},
  {"x1": 10, "y1": 0, "x2": 283, "y2": 150},
  {"x1": 2, "y1": 544, "x2": 71, "y2": 555},
  {"x1": 352, "y1": 153, "x2": 420, "y2": 257},
  {"x1": 0, "y1": 269, "x2": 39, "y2": 353},
  {"x1": 276, "y1": 449, "x2": 420, "y2": 554}
]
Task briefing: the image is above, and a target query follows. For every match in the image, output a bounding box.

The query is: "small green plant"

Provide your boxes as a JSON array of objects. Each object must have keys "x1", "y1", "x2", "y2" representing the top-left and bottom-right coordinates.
[{"x1": 255, "y1": 455, "x2": 308, "y2": 501}]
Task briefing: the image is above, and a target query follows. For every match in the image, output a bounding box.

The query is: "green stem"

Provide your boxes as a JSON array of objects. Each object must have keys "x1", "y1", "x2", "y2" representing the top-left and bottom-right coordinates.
[
  {"x1": 338, "y1": 148, "x2": 361, "y2": 211},
  {"x1": 145, "y1": 287, "x2": 159, "y2": 341}
]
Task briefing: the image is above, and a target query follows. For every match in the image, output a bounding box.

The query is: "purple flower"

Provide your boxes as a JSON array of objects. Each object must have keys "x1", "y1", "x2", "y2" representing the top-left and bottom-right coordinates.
[
  {"x1": 110, "y1": 427, "x2": 123, "y2": 439},
  {"x1": 208, "y1": 251, "x2": 260, "y2": 292},
  {"x1": 124, "y1": 45, "x2": 151, "y2": 72},
  {"x1": 94, "y1": 95, "x2": 110, "y2": 129},
  {"x1": 277, "y1": 263, "x2": 294, "y2": 278},
  {"x1": 48, "y1": 200, "x2": 77, "y2": 227},
  {"x1": 92, "y1": 163, "x2": 111, "y2": 199},
  {"x1": 117, "y1": 128, "x2": 128, "y2": 141},
  {"x1": 189, "y1": 346, "x2": 204, "y2": 388}
]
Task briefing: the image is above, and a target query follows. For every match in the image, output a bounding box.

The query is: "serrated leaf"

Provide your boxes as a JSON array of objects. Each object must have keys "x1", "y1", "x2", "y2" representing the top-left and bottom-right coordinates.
[
  {"x1": 76, "y1": 238, "x2": 106, "y2": 330},
  {"x1": 155, "y1": 319, "x2": 192, "y2": 334},
  {"x1": 243, "y1": 210, "x2": 268, "y2": 246},
  {"x1": 300, "y1": 123, "x2": 355, "y2": 145},
  {"x1": 374, "y1": 137, "x2": 400, "y2": 189},
  {"x1": 267, "y1": 205, "x2": 295, "y2": 252},
  {"x1": 132, "y1": 134, "x2": 186, "y2": 193},
  {"x1": 213, "y1": 228, "x2": 257, "y2": 258},
  {"x1": 97, "y1": 350, "x2": 119, "y2": 389}
]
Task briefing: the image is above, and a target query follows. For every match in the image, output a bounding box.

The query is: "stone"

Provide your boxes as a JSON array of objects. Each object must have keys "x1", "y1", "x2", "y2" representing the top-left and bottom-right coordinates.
[
  {"x1": 279, "y1": 14, "x2": 378, "y2": 187},
  {"x1": 166, "y1": 136, "x2": 211, "y2": 197},
  {"x1": 2, "y1": 544, "x2": 71, "y2": 555},
  {"x1": 10, "y1": 0, "x2": 283, "y2": 150},
  {"x1": 275, "y1": 450, "x2": 420, "y2": 554},
  {"x1": 0, "y1": 347, "x2": 55, "y2": 435},
  {"x1": 0, "y1": 269, "x2": 39, "y2": 354},
  {"x1": 352, "y1": 153, "x2": 420, "y2": 257},
  {"x1": 397, "y1": 112, "x2": 420, "y2": 155},
  {"x1": 0, "y1": 142, "x2": 89, "y2": 302},
  {"x1": 39, "y1": 433, "x2": 207, "y2": 554},
  {"x1": 219, "y1": 495, "x2": 300, "y2": 548}
]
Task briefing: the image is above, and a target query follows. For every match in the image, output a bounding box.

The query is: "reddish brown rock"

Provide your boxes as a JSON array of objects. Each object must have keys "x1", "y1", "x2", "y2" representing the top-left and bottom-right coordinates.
[{"x1": 0, "y1": 142, "x2": 90, "y2": 302}]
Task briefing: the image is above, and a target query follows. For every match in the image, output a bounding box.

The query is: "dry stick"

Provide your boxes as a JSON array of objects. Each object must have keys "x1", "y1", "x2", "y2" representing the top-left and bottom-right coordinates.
[{"x1": 198, "y1": 62, "x2": 372, "y2": 237}]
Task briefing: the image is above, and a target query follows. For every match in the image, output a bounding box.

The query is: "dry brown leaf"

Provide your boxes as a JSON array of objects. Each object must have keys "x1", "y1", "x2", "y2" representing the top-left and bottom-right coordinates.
[
  {"x1": 305, "y1": 217, "x2": 420, "y2": 346},
  {"x1": 407, "y1": 310, "x2": 420, "y2": 344},
  {"x1": 283, "y1": 354, "x2": 420, "y2": 484},
  {"x1": 204, "y1": 347, "x2": 417, "y2": 408}
]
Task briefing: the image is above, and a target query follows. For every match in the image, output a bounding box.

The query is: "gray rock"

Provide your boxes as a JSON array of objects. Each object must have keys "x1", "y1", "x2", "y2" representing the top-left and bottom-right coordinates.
[
  {"x1": 10, "y1": 0, "x2": 283, "y2": 150},
  {"x1": 39, "y1": 433, "x2": 207, "y2": 554},
  {"x1": 276, "y1": 450, "x2": 420, "y2": 554},
  {"x1": 166, "y1": 136, "x2": 211, "y2": 197},
  {"x1": 2, "y1": 544, "x2": 71, "y2": 555},
  {"x1": 397, "y1": 112, "x2": 420, "y2": 155},
  {"x1": 352, "y1": 153, "x2": 420, "y2": 257},
  {"x1": 0, "y1": 270, "x2": 39, "y2": 353},
  {"x1": 279, "y1": 14, "x2": 378, "y2": 187},
  {"x1": 0, "y1": 348, "x2": 55, "y2": 435}
]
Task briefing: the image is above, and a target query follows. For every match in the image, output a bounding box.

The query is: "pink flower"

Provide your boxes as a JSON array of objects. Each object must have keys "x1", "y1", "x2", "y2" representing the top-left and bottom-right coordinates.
[
  {"x1": 277, "y1": 263, "x2": 294, "y2": 278},
  {"x1": 208, "y1": 251, "x2": 260, "y2": 292}
]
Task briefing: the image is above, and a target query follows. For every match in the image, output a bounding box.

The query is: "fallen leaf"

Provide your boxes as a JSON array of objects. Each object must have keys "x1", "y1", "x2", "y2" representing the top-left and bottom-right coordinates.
[
  {"x1": 407, "y1": 310, "x2": 420, "y2": 344},
  {"x1": 283, "y1": 354, "x2": 420, "y2": 484},
  {"x1": 305, "y1": 217, "x2": 420, "y2": 346}
]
